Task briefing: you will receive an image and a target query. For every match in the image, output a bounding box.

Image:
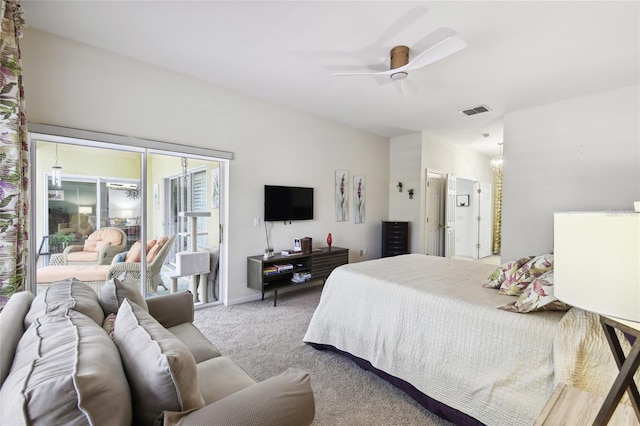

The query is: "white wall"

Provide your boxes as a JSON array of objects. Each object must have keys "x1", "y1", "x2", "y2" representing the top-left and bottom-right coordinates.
[
  {"x1": 21, "y1": 29, "x2": 390, "y2": 304},
  {"x1": 388, "y1": 133, "x2": 493, "y2": 255},
  {"x1": 501, "y1": 85, "x2": 640, "y2": 260},
  {"x1": 389, "y1": 134, "x2": 421, "y2": 253}
]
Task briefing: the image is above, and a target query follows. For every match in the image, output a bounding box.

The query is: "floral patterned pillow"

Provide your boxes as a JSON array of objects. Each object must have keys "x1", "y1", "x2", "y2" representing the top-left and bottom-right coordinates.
[
  {"x1": 499, "y1": 271, "x2": 571, "y2": 313},
  {"x1": 483, "y1": 256, "x2": 533, "y2": 289},
  {"x1": 102, "y1": 313, "x2": 116, "y2": 338},
  {"x1": 499, "y1": 252, "x2": 554, "y2": 296}
]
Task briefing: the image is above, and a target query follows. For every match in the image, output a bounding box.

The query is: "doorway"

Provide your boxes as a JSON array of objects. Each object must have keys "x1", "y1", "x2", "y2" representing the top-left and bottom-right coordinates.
[
  {"x1": 425, "y1": 170, "x2": 445, "y2": 256},
  {"x1": 425, "y1": 169, "x2": 493, "y2": 259}
]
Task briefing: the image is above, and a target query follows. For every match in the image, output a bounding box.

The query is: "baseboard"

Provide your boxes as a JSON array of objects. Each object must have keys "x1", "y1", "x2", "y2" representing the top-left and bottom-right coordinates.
[{"x1": 225, "y1": 293, "x2": 262, "y2": 306}]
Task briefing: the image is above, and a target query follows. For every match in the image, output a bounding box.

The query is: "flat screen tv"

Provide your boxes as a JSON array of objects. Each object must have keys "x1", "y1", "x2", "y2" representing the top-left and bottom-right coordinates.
[{"x1": 264, "y1": 185, "x2": 314, "y2": 222}]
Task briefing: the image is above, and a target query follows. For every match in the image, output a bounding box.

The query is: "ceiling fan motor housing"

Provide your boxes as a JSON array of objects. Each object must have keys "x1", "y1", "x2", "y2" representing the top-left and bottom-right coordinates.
[{"x1": 390, "y1": 45, "x2": 409, "y2": 80}]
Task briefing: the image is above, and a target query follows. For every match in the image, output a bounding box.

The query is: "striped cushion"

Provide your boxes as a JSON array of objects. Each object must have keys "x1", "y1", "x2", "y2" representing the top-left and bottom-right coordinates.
[
  {"x1": 25, "y1": 278, "x2": 104, "y2": 328},
  {"x1": 0, "y1": 310, "x2": 131, "y2": 425}
]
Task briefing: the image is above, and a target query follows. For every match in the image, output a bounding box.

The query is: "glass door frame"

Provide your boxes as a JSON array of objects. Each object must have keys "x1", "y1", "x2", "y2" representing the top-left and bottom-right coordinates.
[{"x1": 28, "y1": 124, "x2": 231, "y2": 307}]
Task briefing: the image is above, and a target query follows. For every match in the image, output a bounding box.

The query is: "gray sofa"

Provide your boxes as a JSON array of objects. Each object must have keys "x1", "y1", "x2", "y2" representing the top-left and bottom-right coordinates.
[{"x1": 0, "y1": 278, "x2": 315, "y2": 425}]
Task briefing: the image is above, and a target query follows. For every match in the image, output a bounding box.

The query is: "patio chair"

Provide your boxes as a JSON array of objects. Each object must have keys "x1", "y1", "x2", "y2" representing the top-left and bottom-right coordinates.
[
  {"x1": 106, "y1": 235, "x2": 176, "y2": 294},
  {"x1": 63, "y1": 227, "x2": 127, "y2": 265}
]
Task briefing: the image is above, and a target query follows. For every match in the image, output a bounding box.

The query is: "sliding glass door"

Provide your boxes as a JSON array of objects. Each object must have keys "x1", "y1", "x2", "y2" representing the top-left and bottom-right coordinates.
[{"x1": 31, "y1": 130, "x2": 228, "y2": 305}]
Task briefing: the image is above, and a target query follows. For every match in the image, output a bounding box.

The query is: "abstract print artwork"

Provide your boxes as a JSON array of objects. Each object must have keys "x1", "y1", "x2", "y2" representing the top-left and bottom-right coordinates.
[
  {"x1": 353, "y1": 175, "x2": 365, "y2": 224},
  {"x1": 335, "y1": 170, "x2": 349, "y2": 222}
]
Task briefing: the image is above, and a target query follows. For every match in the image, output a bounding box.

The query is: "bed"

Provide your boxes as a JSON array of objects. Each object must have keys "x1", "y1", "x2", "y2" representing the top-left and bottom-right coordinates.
[{"x1": 303, "y1": 254, "x2": 627, "y2": 425}]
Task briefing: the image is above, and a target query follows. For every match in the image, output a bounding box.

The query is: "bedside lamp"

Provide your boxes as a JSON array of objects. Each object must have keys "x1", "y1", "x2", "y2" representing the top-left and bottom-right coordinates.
[{"x1": 554, "y1": 211, "x2": 640, "y2": 425}]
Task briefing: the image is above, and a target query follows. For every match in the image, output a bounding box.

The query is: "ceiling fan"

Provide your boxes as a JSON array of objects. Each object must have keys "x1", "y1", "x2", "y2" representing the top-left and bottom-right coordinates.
[{"x1": 332, "y1": 27, "x2": 466, "y2": 95}]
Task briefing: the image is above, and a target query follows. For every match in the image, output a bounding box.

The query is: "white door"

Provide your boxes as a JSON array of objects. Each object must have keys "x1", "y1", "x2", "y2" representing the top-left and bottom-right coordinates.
[
  {"x1": 474, "y1": 182, "x2": 493, "y2": 258},
  {"x1": 444, "y1": 174, "x2": 456, "y2": 258},
  {"x1": 425, "y1": 172, "x2": 444, "y2": 256}
]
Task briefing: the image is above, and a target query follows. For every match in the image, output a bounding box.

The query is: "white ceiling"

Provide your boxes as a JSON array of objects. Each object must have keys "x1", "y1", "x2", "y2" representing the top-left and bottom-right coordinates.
[{"x1": 21, "y1": 1, "x2": 640, "y2": 156}]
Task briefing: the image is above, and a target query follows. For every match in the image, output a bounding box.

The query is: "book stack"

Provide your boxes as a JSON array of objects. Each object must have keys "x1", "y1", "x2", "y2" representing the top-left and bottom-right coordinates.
[
  {"x1": 274, "y1": 264, "x2": 293, "y2": 272},
  {"x1": 263, "y1": 265, "x2": 279, "y2": 276},
  {"x1": 292, "y1": 272, "x2": 311, "y2": 283}
]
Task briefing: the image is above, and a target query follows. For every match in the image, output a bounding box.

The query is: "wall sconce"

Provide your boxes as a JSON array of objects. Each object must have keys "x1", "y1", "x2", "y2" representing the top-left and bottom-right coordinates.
[
  {"x1": 397, "y1": 182, "x2": 403, "y2": 192},
  {"x1": 408, "y1": 189, "x2": 414, "y2": 199}
]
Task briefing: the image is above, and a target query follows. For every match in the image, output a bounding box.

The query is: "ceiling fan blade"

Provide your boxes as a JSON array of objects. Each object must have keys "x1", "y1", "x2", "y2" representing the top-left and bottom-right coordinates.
[
  {"x1": 400, "y1": 79, "x2": 420, "y2": 97},
  {"x1": 405, "y1": 36, "x2": 467, "y2": 71},
  {"x1": 332, "y1": 69, "x2": 397, "y2": 77}
]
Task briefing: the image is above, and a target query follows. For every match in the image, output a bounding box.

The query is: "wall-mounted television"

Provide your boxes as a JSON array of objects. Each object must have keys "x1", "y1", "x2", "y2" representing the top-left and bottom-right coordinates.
[{"x1": 264, "y1": 185, "x2": 314, "y2": 222}]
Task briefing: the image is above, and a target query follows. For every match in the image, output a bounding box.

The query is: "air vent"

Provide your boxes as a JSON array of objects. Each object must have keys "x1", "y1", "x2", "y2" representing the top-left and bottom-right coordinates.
[{"x1": 461, "y1": 105, "x2": 491, "y2": 116}]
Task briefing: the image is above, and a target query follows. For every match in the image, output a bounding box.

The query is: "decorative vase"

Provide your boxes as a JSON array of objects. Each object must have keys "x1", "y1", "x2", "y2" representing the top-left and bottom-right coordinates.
[{"x1": 327, "y1": 233, "x2": 332, "y2": 249}]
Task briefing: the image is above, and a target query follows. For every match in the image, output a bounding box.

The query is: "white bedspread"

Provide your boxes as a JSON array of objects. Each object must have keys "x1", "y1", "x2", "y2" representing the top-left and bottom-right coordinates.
[{"x1": 304, "y1": 254, "x2": 626, "y2": 426}]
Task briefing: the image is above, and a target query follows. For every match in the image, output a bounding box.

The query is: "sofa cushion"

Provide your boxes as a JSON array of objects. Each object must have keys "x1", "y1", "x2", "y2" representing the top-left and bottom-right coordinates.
[
  {"x1": 147, "y1": 235, "x2": 169, "y2": 263},
  {"x1": 101, "y1": 227, "x2": 123, "y2": 245},
  {"x1": 0, "y1": 291, "x2": 35, "y2": 386},
  {"x1": 0, "y1": 309, "x2": 131, "y2": 425},
  {"x1": 167, "y1": 323, "x2": 222, "y2": 363},
  {"x1": 99, "y1": 275, "x2": 149, "y2": 315},
  {"x1": 114, "y1": 299, "x2": 205, "y2": 425},
  {"x1": 87, "y1": 228, "x2": 104, "y2": 241},
  {"x1": 162, "y1": 368, "x2": 315, "y2": 426},
  {"x1": 36, "y1": 265, "x2": 110, "y2": 284},
  {"x1": 25, "y1": 278, "x2": 104, "y2": 328},
  {"x1": 95, "y1": 240, "x2": 111, "y2": 251},
  {"x1": 196, "y1": 356, "x2": 257, "y2": 404},
  {"x1": 66, "y1": 250, "x2": 100, "y2": 262},
  {"x1": 126, "y1": 239, "x2": 157, "y2": 263},
  {"x1": 84, "y1": 239, "x2": 99, "y2": 252}
]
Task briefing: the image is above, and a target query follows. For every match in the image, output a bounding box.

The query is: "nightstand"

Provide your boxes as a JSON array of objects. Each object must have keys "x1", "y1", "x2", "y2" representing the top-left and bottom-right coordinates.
[{"x1": 535, "y1": 383, "x2": 639, "y2": 425}]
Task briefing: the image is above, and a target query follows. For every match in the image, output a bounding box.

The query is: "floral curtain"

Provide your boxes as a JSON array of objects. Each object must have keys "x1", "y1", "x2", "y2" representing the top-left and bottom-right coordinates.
[{"x1": 0, "y1": 0, "x2": 28, "y2": 307}]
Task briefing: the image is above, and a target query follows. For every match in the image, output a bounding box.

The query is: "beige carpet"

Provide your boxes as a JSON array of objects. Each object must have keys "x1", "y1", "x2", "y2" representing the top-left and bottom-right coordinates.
[{"x1": 194, "y1": 286, "x2": 453, "y2": 426}]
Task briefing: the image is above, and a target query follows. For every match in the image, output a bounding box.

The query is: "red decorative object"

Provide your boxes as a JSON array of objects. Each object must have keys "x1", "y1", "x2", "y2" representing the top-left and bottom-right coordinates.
[{"x1": 327, "y1": 233, "x2": 332, "y2": 249}]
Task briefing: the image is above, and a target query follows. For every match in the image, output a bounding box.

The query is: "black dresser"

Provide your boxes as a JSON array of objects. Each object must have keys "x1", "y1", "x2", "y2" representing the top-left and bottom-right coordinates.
[{"x1": 381, "y1": 221, "x2": 409, "y2": 257}]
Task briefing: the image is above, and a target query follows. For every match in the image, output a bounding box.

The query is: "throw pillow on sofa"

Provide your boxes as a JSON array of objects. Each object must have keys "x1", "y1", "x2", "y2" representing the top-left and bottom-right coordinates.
[
  {"x1": 114, "y1": 299, "x2": 205, "y2": 425},
  {"x1": 99, "y1": 275, "x2": 149, "y2": 315},
  {"x1": 0, "y1": 309, "x2": 132, "y2": 425},
  {"x1": 24, "y1": 278, "x2": 104, "y2": 328}
]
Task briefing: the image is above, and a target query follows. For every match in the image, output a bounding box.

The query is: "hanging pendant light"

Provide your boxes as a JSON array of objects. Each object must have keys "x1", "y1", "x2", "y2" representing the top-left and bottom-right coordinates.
[
  {"x1": 490, "y1": 142, "x2": 504, "y2": 170},
  {"x1": 51, "y1": 144, "x2": 62, "y2": 188}
]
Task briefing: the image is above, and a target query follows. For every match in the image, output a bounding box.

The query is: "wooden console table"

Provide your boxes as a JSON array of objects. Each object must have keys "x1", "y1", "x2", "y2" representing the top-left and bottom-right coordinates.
[
  {"x1": 247, "y1": 247, "x2": 348, "y2": 306},
  {"x1": 535, "y1": 383, "x2": 639, "y2": 426}
]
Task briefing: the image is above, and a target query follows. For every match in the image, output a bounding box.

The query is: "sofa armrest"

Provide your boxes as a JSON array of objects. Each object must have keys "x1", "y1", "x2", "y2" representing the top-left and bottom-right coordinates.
[
  {"x1": 63, "y1": 244, "x2": 84, "y2": 255},
  {"x1": 146, "y1": 291, "x2": 194, "y2": 327},
  {"x1": 162, "y1": 367, "x2": 315, "y2": 426}
]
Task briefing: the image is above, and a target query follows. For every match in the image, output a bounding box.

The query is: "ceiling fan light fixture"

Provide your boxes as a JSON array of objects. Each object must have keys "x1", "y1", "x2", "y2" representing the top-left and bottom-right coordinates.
[{"x1": 390, "y1": 71, "x2": 408, "y2": 81}]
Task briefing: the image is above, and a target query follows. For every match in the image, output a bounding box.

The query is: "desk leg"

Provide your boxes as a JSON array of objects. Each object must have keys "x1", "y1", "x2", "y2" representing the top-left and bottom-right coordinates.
[{"x1": 170, "y1": 278, "x2": 178, "y2": 293}]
